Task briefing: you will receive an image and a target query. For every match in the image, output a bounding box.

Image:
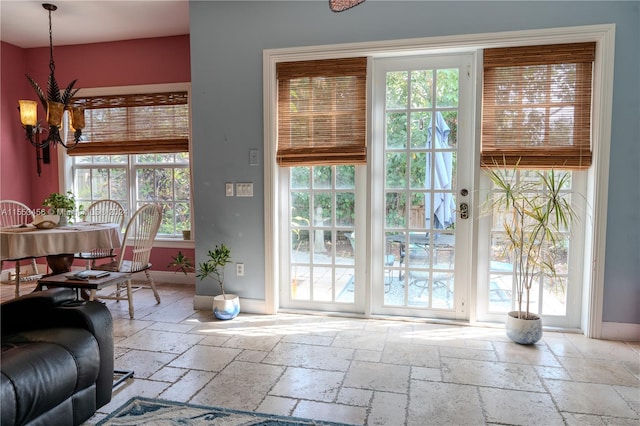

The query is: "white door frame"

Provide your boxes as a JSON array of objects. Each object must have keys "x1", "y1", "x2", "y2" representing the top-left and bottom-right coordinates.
[{"x1": 263, "y1": 24, "x2": 614, "y2": 338}]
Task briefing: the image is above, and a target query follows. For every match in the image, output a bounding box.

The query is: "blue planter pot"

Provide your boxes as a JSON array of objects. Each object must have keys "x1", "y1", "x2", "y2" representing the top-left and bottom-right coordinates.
[
  {"x1": 506, "y1": 311, "x2": 542, "y2": 344},
  {"x1": 213, "y1": 294, "x2": 240, "y2": 320}
]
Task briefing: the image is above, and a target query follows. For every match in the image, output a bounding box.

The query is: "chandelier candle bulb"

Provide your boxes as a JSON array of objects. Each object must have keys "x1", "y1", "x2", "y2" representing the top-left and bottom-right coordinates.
[
  {"x1": 70, "y1": 106, "x2": 85, "y2": 130},
  {"x1": 18, "y1": 100, "x2": 38, "y2": 126},
  {"x1": 46, "y1": 101, "x2": 64, "y2": 126}
]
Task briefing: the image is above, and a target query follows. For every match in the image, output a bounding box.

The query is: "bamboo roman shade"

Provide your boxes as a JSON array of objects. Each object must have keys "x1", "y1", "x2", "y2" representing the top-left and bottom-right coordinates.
[
  {"x1": 481, "y1": 42, "x2": 595, "y2": 169},
  {"x1": 277, "y1": 57, "x2": 367, "y2": 166},
  {"x1": 67, "y1": 92, "x2": 189, "y2": 156}
]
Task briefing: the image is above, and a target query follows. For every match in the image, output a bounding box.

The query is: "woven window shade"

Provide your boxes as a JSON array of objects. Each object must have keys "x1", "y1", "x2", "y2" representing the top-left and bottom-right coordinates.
[
  {"x1": 67, "y1": 92, "x2": 189, "y2": 156},
  {"x1": 481, "y1": 42, "x2": 595, "y2": 169},
  {"x1": 277, "y1": 57, "x2": 367, "y2": 166}
]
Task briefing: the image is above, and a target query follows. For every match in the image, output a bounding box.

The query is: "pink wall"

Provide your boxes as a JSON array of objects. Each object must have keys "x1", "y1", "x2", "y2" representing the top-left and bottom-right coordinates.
[
  {"x1": 0, "y1": 42, "x2": 39, "y2": 205},
  {"x1": 1, "y1": 35, "x2": 193, "y2": 272}
]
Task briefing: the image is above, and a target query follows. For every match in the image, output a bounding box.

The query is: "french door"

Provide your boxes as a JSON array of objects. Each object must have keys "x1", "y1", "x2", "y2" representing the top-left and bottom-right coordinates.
[
  {"x1": 370, "y1": 55, "x2": 474, "y2": 319},
  {"x1": 279, "y1": 54, "x2": 474, "y2": 320}
]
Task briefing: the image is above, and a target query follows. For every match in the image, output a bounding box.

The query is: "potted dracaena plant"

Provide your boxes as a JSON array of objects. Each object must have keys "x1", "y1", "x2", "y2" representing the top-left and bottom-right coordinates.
[
  {"x1": 196, "y1": 244, "x2": 239, "y2": 320},
  {"x1": 483, "y1": 162, "x2": 578, "y2": 344}
]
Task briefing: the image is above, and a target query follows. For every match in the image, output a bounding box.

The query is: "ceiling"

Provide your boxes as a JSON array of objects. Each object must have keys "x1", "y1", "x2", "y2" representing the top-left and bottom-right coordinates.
[{"x1": 1, "y1": 0, "x2": 190, "y2": 49}]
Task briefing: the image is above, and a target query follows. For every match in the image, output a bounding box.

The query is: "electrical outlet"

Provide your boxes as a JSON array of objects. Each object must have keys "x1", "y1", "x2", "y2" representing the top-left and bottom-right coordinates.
[
  {"x1": 249, "y1": 149, "x2": 259, "y2": 166},
  {"x1": 236, "y1": 263, "x2": 244, "y2": 276}
]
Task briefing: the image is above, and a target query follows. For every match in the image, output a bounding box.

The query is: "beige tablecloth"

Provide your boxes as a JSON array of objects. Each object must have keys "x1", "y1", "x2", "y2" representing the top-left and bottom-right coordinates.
[{"x1": 0, "y1": 223, "x2": 121, "y2": 260}]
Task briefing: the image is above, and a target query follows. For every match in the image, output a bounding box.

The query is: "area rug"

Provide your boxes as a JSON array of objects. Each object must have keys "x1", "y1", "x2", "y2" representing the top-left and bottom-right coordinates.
[{"x1": 97, "y1": 396, "x2": 355, "y2": 425}]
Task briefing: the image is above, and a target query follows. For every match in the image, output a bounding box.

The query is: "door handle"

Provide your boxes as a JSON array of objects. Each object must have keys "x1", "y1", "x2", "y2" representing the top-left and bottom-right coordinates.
[{"x1": 459, "y1": 203, "x2": 469, "y2": 220}]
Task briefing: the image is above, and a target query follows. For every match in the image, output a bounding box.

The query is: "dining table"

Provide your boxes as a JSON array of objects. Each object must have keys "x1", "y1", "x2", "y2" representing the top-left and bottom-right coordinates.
[{"x1": 0, "y1": 222, "x2": 121, "y2": 296}]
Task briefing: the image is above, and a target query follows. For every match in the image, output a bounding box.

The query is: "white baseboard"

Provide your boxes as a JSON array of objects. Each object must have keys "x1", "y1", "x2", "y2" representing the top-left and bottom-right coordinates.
[
  {"x1": 147, "y1": 270, "x2": 195, "y2": 286},
  {"x1": 601, "y1": 322, "x2": 640, "y2": 341},
  {"x1": 193, "y1": 294, "x2": 267, "y2": 314}
]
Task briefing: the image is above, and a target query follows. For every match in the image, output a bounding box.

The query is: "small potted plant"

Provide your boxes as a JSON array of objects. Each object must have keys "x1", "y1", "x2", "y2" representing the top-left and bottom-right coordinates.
[
  {"x1": 484, "y1": 162, "x2": 578, "y2": 344},
  {"x1": 196, "y1": 243, "x2": 239, "y2": 320},
  {"x1": 167, "y1": 251, "x2": 195, "y2": 275},
  {"x1": 42, "y1": 191, "x2": 76, "y2": 226}
]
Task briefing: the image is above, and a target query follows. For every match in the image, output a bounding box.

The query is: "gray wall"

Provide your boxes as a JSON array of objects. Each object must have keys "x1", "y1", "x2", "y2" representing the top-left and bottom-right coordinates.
[{"x1": 190, "y1": 1, "x2": 640, "y2": 324}]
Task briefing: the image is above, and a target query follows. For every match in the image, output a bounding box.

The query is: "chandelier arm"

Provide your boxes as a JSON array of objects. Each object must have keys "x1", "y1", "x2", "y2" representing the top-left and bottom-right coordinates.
[{"x1": 24, "y1": 125, "x2": 51, "y2": 149}]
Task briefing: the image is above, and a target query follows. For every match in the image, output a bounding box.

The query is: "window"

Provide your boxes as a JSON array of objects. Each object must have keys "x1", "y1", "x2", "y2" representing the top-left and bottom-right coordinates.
[
  {"x1": 68, "y1": 88, "x2": 191, "y2": 238},
  {"x1": 481, "y1": 42, "x2": 595, "y2": 169}
]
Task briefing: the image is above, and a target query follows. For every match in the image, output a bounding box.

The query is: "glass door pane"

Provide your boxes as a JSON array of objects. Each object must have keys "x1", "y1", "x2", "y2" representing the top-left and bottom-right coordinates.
[
  {"x1": 285, "y1": 165, "x2": 359, "y2": 311},
  {"x1": 372, "y1": 54, "x2": 473, "y2": 320}
]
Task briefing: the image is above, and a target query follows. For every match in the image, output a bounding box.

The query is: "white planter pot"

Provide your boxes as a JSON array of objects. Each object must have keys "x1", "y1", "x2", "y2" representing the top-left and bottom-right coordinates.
[
  {"x1": 213, "y1": 294, "x2": 240, "y2": 320},
  {"x1": 505, "y1": 311, "x2": 542, "y2": 344}
]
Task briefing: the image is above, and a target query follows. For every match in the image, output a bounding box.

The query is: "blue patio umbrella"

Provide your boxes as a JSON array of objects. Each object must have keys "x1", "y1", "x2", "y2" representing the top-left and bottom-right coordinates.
[{"x1": 426, "y1": 112, "x2": 455, "y2": 230}]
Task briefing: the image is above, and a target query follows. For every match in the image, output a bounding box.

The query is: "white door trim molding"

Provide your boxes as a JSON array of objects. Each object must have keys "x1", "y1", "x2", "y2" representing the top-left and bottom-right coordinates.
[{"x1": 263, "y1": 24, "x2": 615, "y2": 336}]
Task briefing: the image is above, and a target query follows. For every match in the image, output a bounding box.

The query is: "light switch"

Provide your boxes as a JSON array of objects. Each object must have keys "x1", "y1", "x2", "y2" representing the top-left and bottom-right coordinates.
[
  {"x1": 236, "y1": 182, "x2": 253, "y2": 197},
  {"x1": 225, "y1": 182, "x2": 234, "y2": 197}
]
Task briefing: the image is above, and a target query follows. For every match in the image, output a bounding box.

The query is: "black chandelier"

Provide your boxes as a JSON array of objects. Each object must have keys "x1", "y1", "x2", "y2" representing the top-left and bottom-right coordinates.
[
  {"x1": 18, "y1": 3, "x2": 84, "y2": 175},
  {"x1": 329, "y1": 0, "x2": 366, "y2": 13}
]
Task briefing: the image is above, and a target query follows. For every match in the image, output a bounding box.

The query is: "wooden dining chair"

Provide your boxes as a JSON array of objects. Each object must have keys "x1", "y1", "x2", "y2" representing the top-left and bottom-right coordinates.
[
  {"x1": 94, "y1": 203, "x2": 162, "y2": 318},
  {"x1": 74, "y1": 199, "x2": 126, "y2": 269},
  {"x1": 0, "y1": 200, "x2": 40, "y2": 297}
]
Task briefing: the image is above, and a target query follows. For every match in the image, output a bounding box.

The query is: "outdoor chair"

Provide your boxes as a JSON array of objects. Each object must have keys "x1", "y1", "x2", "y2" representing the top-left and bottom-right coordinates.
[
  {"x1": 348, "y1": 232, "x2": 396, "y2": 292},
  {"x1": 74, "y1": 199, "x2": 126, "y2": 269},
  {"x1": 0, "y1": 200, "x2": 40, "y2": 297},
  {"x1": 94, "y1": 203, "x2": 162, "y2": 318}
]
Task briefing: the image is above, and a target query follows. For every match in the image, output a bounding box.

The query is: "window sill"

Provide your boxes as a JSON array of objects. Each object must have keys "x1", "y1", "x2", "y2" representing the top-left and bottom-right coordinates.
[{"x1": 152, "y1": 238, "x2": 194, "y2": 249}]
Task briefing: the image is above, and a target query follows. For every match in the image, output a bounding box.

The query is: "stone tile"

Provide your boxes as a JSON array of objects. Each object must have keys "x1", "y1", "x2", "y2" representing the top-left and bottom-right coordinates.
[
  {"x1": 263, "y1": 342, "x2": 353, "y2": 371},
  {"x1": 493, "y1": 340, "x2": 561, "y2": 367},
  {"x1": 146, "y1": 321, "x2": 195, "y2": 333},
  {"x1": 336, "y1": 387, "x2": 372, "y2": 406},
  {"x1": 332, "y1": 329, "x2": 387, "y2": 351},
  {"x1": 255, "y1": 395, "x2": 298, "y2": 417},
  {"x1": 149, "y1": 366, "x2": 188, "y2": 383},
  {"x1": 343, "y1": 360, "x2": 410, "y2": 393},
  {"x1": 438, "y1": 345, "x2": 498, "y2": 362},
  {"x1": 236, "y1": 349, "x2": 269, "y2": 363},
  {"x1": 479, "y1": 387, "x2": 564, "y2": 425},
  {"x1": 191, "y1": 361, "x2": 284, "y2": 411},
  {"x1": 442, "y1": 357, "x2": 544, "y2": 392},
  {"x1": 112, "y1": 318, "x2": 152, "y2": 338},
  {"x1": 368, "y1": 391, "x2": 407, "y2": 426},
  {"x1": 545, "y1": 379, "x2": 638, "y2": 418},
  {"x1": 558, "y1": 356, "x2": 639, "y2": 386},
  {"x1": 411, "y1": 366, "x2": 442, "y2": 381},
  {"x1": 293, "y1": 400, "x2": 367, "y2": 425},
  {"x1": 408, "y1": 380, "x2": 484, "y2": 426},
  {"x1": 566, "y1": 334, "x2": 640, "y2": 363},
  {"x1": 615, "y1": 384, "x2": 640, "y2": 414},
  {"x1": 270, "y1": 367, "x2": 344, "y2": 402},
  {"x1": 197, "y1": 334, "x2": 232, "y2": 346},
  {"x1": 281, "y1": 333, "x2": 334, "y2": 346},
  {"x1": 534, "y1": 365, "x2": 571, "y2": 380},
  {"x1": 114, "y1": 349, "x2": 176, "y2": 379},
  {"x1": 168, "y1": 345, "x2": 241, "y2": 371},
  {"x1": 222, "y1": 334, "x2": 282, "y2": 352},
  {"x1": 381, "y1": 341, "x2": 440, "y2": 368},
  {"x1": 117, "y1": 328, "x2": 203, "y2": 354},
  {"x1": 353, "y1": 348, "x2": 383, "y2": 362},
  {"x1": 158, "y1": 369, "x2": 215, "y2": 402}
]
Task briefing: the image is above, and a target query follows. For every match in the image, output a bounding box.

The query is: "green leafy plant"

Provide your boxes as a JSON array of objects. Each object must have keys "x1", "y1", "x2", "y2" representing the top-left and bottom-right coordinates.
[
  {"x1": 196, "y1": 244, "x2": 232, "y2": 296},
  {"x1": 483, "y1": 162, "x2": 578, "y2": 320},
  {"x1": 42, "y1": 191, "x2": 77, "y2": 222},
  {"x1": 167, "y1": 251, "x2": 194, "y2": 275}
]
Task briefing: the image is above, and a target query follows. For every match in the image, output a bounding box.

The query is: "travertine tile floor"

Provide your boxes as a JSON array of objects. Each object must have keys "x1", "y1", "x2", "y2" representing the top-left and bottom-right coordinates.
[{"x1": 3, "y1": 280, "x2": 639, "y2": 425}]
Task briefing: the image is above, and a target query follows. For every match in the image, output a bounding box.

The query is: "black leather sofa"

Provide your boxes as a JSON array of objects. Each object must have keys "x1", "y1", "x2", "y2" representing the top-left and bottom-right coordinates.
[{"x1": 1, "y1": 288, "x2": 114, "y2": 426}]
